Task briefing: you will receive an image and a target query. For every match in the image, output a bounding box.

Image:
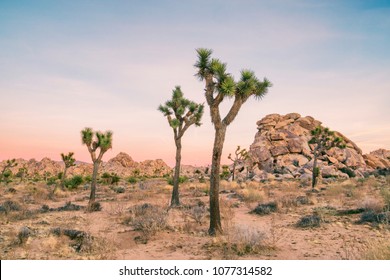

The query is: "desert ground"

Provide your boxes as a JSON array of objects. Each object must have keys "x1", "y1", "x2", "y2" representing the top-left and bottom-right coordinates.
[{"x1": 0, "y1": 175, "x2": 390, "y2": 260}]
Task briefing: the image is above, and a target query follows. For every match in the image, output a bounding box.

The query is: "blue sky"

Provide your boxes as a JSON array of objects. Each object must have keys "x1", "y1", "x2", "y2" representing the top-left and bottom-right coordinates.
[{"x1": 0, "y1": 0, "x2": 389, "y2": 166}]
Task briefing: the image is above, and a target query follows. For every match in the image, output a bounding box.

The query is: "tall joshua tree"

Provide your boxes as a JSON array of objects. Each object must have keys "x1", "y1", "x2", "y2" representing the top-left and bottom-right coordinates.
[
  {"x1": 81, "y1": 128, "x2": 113, "y2": 210},
  {"x1": 228, "y1": 145, "x2": 249, "y2": 181},
  {"x1": 195, "y1": 48, "x2": 272, "y2": 235},
  {"x1": 59, "y1": 152, "x2": 76, "y2": 190},
  {"x1": 159, "y1": 86, "x2": 204, "y2": 206},
  {"x1": 308, "y1": 126, "x2": 346, "y2": 189}
]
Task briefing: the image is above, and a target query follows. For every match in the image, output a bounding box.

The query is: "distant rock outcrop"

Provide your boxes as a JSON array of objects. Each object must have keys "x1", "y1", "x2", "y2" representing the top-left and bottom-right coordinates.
[
  {"x1": 0, "y1": 152, "x2": 172, "y2": 179},
  {"x1": 363, "y1": 149, "x2": 390, "y2": 169},
  {"x1": 248, "y1": 113, "x2": 379, "y2": 180}
]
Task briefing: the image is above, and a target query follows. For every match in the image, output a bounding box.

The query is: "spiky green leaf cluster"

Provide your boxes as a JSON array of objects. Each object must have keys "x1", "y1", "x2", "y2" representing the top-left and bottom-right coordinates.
[
  {"x1": 158, "y1": 86, "x2": 204, "y2": 132},
  {"x1": 81, "y1": 128, "x2": 113, "y2": 161},
  {"x1": 195, "y1": 48, "x2": 272, "y2": 101},
  {"x1": 61, "y1": 152, "x2": 76, "y2": 168},
  {"x1": 309, "y1": 126, "x2": 346, "y2": 152}
]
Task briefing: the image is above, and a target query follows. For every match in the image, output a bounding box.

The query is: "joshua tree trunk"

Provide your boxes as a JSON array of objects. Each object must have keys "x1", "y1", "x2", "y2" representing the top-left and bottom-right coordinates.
[
  {"x1": 232, "y1": 162, "x2": 236, "y2": 181},
  {"x1": 312, "y1": 150, "x2": 319, "y2": 190},
  {"x1": 60, "y1": 167, "x2": 68, "y2": 190},
  {"x1": 89, "y1": 161, "x2": 100, "y2": 208},
  {"x1": 171, "y1": 138, "x2": 182, "y2": 206},
  {"x1": 209, "y1": 125, "x2": 227, "y2": 236}
]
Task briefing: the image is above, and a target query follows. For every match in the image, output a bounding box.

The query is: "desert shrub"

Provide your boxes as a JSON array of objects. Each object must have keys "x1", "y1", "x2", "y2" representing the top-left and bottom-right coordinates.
[
  {"x1": 6, "y1": 187, "x2": 16, "y2": 193},
  {"x1": 89, "y1": 202, "x2": 102, "y2": 212},
  {"x1": 210, "y1": 226, "x2": 269, "y2": 258},
  {"x1": 362, "y1": 240, "x2": 390, "y2": 260},
  {"x1": 183, "y1": 203, "x2": 208, "y2": 225},
  {"x1": 112, "y1": 186, "x2": 125, "y2": 193},
  {"x1": 127, "y1": 176, "x2": 138, "y2": 184},
  {"x1": 359, "y1": 211, "x2": 390, "y2": 224},
  {"x1": 126, "y1": 204, "x2": 168, "y2": 242},
  {"x1": 228, "y1": 226, "x2": 267, "y2": 256},
  {"x1": 84, "y1": 175, "x2": 92, "y2": 183},
  {"x1": 1, "y1": 169, "x2": 13, "y2": 184},
  {"x1": 380, "y1": 188, "x2": 390, "y2": 210},
  {"x1": 359, "y1": 198, "x2": 384, "y2": 213},
  {"x1": 64, "y1": 175, "x2": 83, "y2": 189},
  {"x1": 0, "y1": 200, "x2": 21, "y2": 213},
  {"x1": 339, "y1": 167, "x2": 356, "y2": 178},
  {"x1": 46, "y1": 176, "x2": 57, "y2": 186},
  {"x1": 238, "y1": 188, "x2": 264, "y2": 203},
  {"x1": 101, "y1": 172, "x2": 120, "y2": 185},
  {"x1": 313, "y1": 206, "x2": 337, "y2": 220},
  {"x1": 51, "y1": 227, "x2": 92, "y2": 252},
  {"x1": 57, "y1": 201, "x2": 84, "y2": 211},
  {"x1": 167, "y1": 176, "x2": 188, "y2": 186},
  {"x1": 296, "y1": 215, "x2": 321, "y2": 228},
  {"x1": 250, "y1": 202, "x2": 278, "y2": 215},
  {"x1": 220, "y1": 165, "x2": 230, "y2": 180}
]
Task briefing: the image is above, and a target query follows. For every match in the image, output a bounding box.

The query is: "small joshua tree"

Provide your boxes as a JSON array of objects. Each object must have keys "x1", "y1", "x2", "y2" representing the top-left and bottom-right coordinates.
[
  {"x1": 158, "y1": 86, "x2": 204, "y2": 206},
  {"x1": 81, "y1": 128, "x2": 113, "y2": 210},
  {"x1": 16, "y1": 166, "x2": 28, "y2": 182},
  {"x1": 1, "y1": 159, "x2": 17, "y2": 183},
  {"x1": 228, "y1": 146, "x2": 249, "y2": 181},
  {"x1": 195, "y1": 48, "x2": 271, "y2": 235},
  {"x1": 60, "y1": 152, "x2": 76, "y2": 190},
  {"x1": 308, "y1": 126, "x2": 346, "y2": 189}
]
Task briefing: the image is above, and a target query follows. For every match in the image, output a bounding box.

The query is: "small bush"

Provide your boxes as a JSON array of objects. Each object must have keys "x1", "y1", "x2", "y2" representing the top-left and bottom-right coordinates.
[
  {"x1": 250, "y1": 202, "x2": 278, "y2": 215},
  {"x1": 380, "y1": 188, "x2": 390, "y2": 210},
  {"x1": 296, "y1": 215, "x2": 321, "y2": 228},
  {"x1": 126, "y1": 204, "x2": 168, "y2": 242},
  {"x1": 112, "y1": 186, "x2": 125, "y2": 193},
  {"x1": 184, "y1": 204, "x2": 208, "y2": 225},
  {"x1": 84, "y1": 175, "x2": 92, "y2": 183},
  {"x1": 359, "y1": 211, "x2": 390, "y2": 224},
  {"x1": 64, "y1": 175, "x2": 83, "y2": 189},
  {"x1": 339, "y1": 167, "x2": 356, "y2": 178},
  {"x1": 101, "y1": 172, "x2": 121, "y2": 185},
  {"x1": 362, "y1": 240, "x2": 390, "y2": 260},
  {"x1": 0, "y1": 200, "x2": 21, "y2": 213},
  {"x1": 127, "y1": 177, "x2": 138, "y2": 184},
  {"x1": 167, "y1": 176, "x2": 188, "y2": 186},
  {"x1": 89, "y1": 202, "x2": 102, "y2": 212},
  {"x1": 46, "y1": 176, "x2": 57, "y2": 186}
]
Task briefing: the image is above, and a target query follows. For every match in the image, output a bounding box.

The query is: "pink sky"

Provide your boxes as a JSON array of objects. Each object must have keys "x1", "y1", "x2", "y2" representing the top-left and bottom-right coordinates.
[{"x1": 1, "y1": 1, "x2": 389, "y2": 167}]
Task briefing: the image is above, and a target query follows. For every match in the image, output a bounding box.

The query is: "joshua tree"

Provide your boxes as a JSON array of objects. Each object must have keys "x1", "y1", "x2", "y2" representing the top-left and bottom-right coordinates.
[
  {"x1": 228, "y1": 146, "x2": 249, "y2": 181},
  {"x1": 195, "y1": 48, "x2": 271, "y2": 235},
  {"x1": 1, "y1": 159, "x2": 17, "y2": 182},
  {"x1": 158, "y1": 86, "x2": 204, "y2": 206},
  {"x1": 16, "y1": 166, "x2": 28, "y2": 182},
  {"x1": 81, "y1": 128, "x2": 113, "y2": 210},
  {"x1": 308, "y1": 126, "x2": 346, "y2": 189},
  {"x1": 60, "y1": 152, "x2": 76, "y2": 190}
]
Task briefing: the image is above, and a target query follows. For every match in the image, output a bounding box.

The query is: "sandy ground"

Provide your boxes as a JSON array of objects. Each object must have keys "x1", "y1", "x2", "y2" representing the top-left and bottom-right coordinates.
[{"x1": 0, "y1": 177, "x2": 389, "y2": 260}]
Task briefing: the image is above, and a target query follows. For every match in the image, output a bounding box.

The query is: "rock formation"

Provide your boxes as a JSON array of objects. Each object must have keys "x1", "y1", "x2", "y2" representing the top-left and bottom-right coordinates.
[
  {"x1": 248, "y1": 113, "x2": 383, "y2": 181},
  {"x1": 0, "y1": 152, "x2": 171, "y2": 180}
]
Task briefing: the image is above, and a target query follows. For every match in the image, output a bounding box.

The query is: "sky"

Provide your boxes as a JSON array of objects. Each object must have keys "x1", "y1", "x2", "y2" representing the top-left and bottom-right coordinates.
[{"x1": 0, "y1": 0, "x2": 389, "y2": 167}]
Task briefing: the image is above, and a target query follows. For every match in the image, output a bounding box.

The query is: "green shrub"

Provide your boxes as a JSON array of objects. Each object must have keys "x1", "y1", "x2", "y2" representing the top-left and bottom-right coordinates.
[
  {"x1": 296, "y1": 215, "x2": 321, "y2": 228},
  {"x1": 101, "y1": 172, "x2": 120, "y2": 185},
  {"x1": 64, "y1": 175, "x2": 83, "y2": 189},
  {"x1": 167, "y1": 176, "x2": 188, "y2": 186},
  {"x1": 84, "y1": 175, "x2": 92, "y2": 183},
  {"x1": 250, "y1": 202, "x2": 278, "y2": 215},
  {"x1": 127, "y1": 177, "x2": 138, "y2": 184},
  {"x1": 46, "y1": 176, "x2": 57, "y2": 186},
  {"x1": 339, "y1": 167, "x2": 356, "y2": 178}
]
